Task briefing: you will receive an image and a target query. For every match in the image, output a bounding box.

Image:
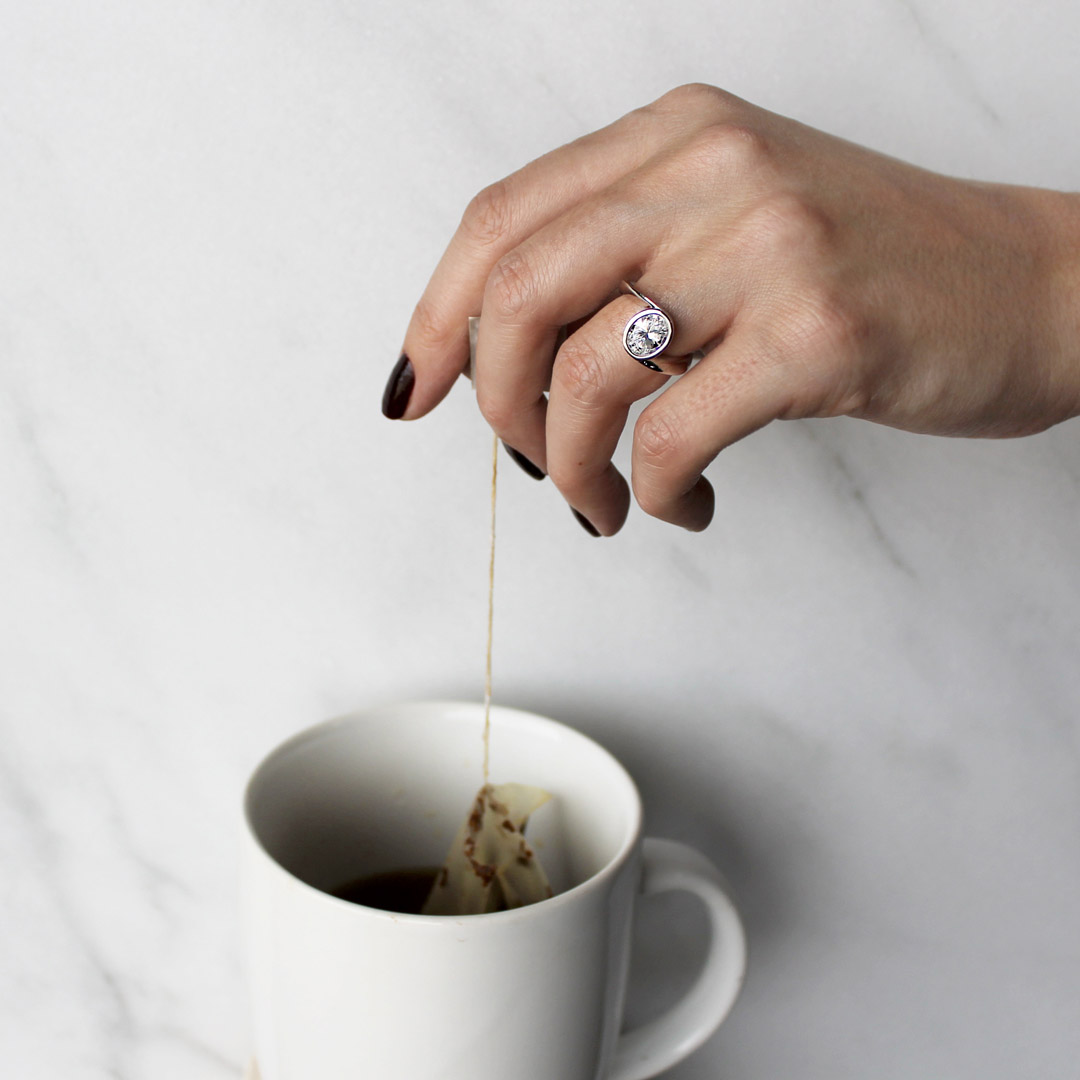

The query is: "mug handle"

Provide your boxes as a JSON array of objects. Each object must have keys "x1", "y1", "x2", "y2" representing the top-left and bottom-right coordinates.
[{"x1": 609, "y1": 838, "x2": 748, "y2": 1080}]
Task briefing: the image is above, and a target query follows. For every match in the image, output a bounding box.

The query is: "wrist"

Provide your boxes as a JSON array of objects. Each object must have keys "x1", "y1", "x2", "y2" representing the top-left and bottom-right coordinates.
[{"x1": 1033, "y1": 187, "x2": 1080, "y2": 423}]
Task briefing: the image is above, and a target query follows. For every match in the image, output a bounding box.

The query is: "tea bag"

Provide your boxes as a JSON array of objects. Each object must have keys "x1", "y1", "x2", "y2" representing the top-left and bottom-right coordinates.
[
  {"x1": 422, "y1": 782, "x2": 554, "y2": 915},
  {"x1": 423, "y1": 322, "x2": 554, "y2": 917}
]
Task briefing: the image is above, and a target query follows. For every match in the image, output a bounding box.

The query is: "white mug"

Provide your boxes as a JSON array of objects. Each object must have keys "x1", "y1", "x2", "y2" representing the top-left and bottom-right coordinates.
[{"x1": 242, "y1": 701, "x2": 747, "y2": 1079}]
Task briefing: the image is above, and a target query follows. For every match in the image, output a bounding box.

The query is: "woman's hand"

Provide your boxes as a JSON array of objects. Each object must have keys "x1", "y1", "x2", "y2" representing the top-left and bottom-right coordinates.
[{"x1": 386, "y1": 83, "x2": 1080, "y2": 534}]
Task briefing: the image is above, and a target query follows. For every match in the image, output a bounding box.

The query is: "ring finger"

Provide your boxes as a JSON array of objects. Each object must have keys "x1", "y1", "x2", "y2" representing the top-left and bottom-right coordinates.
[
  {"x1": 473, "y1": 181, "x2": 710, "y2": 474},
  {"x1": 546, "y1": 293, "x2": 695, "y2": 536}
]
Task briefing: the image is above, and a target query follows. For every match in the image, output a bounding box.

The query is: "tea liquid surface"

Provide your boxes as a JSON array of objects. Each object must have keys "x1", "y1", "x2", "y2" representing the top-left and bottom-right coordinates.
[{"x1": 330, "y1": 867, "x2": 441, "y2": 914}]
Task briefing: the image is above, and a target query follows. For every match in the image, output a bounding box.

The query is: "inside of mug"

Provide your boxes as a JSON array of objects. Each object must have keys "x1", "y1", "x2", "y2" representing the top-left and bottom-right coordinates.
[{"x1": 244, "y1": 702, "x2": 641, "y2": 905}]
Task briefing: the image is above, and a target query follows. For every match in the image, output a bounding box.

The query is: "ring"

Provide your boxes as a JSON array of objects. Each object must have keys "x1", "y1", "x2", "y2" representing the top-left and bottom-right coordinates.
[{"x1": 621, "y1": 281, "x2": 675, "y2": 372}]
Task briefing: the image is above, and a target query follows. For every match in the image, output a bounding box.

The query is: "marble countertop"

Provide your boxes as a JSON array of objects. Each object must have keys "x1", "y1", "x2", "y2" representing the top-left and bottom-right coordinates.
[{"x1": 2, "y1": 1, "x2": 1078, "y2": 1077}]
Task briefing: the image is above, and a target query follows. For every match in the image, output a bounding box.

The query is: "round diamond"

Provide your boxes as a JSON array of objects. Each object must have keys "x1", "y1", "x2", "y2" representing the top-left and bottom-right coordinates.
[{"x1": 625, "y1": 310, "x2": 671, "y2": 358}]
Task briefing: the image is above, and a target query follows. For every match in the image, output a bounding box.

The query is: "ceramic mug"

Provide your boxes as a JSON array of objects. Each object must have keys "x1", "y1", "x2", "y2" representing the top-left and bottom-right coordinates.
[{"x1": 242, "y1": 701, "x2": 747, "y2": 1079}]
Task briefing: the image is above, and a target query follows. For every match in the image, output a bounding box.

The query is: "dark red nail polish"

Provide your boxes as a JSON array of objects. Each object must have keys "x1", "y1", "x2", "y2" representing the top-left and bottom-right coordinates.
[
  {"x1": 504, "y1": 444, "x2": 545, "y2": 481},
  {"x1": 382, "y1": 354, "x2": 414, "y2": 419},
  {"x1": 572, "y1": 508, "x2": 600, "y2": 537}
]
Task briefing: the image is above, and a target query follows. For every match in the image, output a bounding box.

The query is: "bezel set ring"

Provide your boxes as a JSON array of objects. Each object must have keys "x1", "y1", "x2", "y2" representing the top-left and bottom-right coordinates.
[{"x1": 621, "y1": 281, "x2": 675, "y2": 372}]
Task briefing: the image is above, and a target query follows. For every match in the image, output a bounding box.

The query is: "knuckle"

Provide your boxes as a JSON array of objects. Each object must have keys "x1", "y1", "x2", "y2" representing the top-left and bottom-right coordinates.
[
  {"x1": 474, "y1": 389, "x2": 516, "y2": 434},
  {"x1": 408, "y1": 295, "x2": 450, "y2": 352},
  {"x1": 745, "y1": 192, "x2": 832, "y2": 257},
  {"x1": 785, "y1": 288, "x2": 863, "y2": 359},
  {"x1": 634, "y1": 409, "x2": 684, "y2": 471},
  {"x1": 461, "y1": 179, "x2": 514, "y2": 247},
  {"x1": 616, "y1": 102, "x2": 659, "y2": 139},
  {"x1": 655, "y1": 82, "x2": 733, "y2": 115},
  {"x1": 487, "y1": 248, "x2": 541, "y2": 320},
  {"x1": 684, "y1": 122, "x2": 768, "y2": 174},
  {"x1": 554, "y1": 337, "x2": 607, "y2": 406}
]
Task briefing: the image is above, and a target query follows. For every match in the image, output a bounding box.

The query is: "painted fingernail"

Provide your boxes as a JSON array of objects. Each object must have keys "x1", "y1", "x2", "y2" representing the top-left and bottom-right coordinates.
[
  {"x1": 504, "y1": 444, "x2": 545, "y2": 481},
  {"x1": 382, "y1": 353, "x2": 414, "y2": 419},
  {"x1": 571, "y1": 508, "x2": 600, "y2": 537}
]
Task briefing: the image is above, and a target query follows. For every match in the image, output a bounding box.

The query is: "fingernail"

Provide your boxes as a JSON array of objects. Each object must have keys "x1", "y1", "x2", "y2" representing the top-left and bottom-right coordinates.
[
  {"x1": 382, "y1": 353, "x2": 414, "y2": 419},
  {"x1": 504, "y1": 444, "x2": 545, "y2": 481},
  {"x1": 571, "y1": 508, "x2": 600, "y2": 537}
]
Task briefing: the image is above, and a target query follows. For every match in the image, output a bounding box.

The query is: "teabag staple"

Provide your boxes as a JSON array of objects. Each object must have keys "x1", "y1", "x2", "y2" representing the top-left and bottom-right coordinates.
[{"x1": 423, "y1": 783, "x2": 553, "y2": 915}]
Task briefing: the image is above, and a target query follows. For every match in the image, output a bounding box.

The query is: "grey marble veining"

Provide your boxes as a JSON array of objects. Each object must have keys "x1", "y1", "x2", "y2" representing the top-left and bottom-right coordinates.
[{"x1": 1, "y1": 1, "x2": 1079, "y2": 1077}]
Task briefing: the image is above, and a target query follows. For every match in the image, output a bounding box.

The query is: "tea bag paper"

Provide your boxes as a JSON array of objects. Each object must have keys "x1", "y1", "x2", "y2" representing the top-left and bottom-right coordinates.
[{"x1": 423, "y1": 783, "x2": 554, "y2": 915}]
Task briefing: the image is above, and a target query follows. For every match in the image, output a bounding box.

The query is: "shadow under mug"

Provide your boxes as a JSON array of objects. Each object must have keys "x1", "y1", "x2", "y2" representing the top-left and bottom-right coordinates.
[{"x1": 242, "y1": 701, "x2": 747, "y2": 1080}]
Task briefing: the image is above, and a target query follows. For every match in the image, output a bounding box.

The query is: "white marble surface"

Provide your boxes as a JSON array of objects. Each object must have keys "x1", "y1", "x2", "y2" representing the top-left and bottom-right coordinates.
[{"x1": 2, "y1": 1, "x2": 1079, "y2": 1077}]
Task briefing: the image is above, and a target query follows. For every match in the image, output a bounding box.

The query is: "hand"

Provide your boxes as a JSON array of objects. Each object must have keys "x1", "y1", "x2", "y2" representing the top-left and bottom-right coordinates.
[{"x1": 387, "y1": 83, "x2": 1080, "y2": 534}]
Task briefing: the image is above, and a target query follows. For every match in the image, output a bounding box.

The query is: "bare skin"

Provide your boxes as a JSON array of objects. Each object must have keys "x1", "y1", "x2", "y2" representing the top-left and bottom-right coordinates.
[{"x1": 387, "y1": 83, "x2": 1080, "y2": 534}]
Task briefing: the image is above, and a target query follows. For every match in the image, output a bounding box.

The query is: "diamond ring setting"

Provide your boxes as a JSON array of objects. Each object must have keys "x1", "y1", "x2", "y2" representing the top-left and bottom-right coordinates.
[{"x1": 621, "y1": 282, "x2": 674, "y2": 372}]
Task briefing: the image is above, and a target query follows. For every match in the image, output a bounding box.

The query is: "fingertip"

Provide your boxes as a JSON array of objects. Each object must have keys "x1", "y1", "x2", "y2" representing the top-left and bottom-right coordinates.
[
  {"x1": 601, "y1": 471, "x2": 632, "y2": 536},
  {"x1": 678, "y1": 476, "x2": 715, "y2": 532},
  {"x1": 504, "y1": 443, "x2": 546, "y2": 480},
  {"x1": 381, "y1": 353, "x2": 415, "y2": 419},
  {"x1": 568, "y1": 467, "x2": 630, "y2": 537},
  {"x1": 633, "y1": 469, "x2": 714, "y2": 531},
  {"x1": 571, "y1": 508, "x2": 601, "y2": 537},
  {"x1": 397, "y1": 304, "x2": 473, "y2": 419}
]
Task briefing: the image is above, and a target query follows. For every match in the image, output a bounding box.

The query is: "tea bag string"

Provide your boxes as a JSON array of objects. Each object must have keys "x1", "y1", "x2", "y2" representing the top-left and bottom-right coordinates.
[
  {"x1": 483, "y1": 431, "x2": 497, "y2": 782},
  {"x1": 468, "y1": 316, "x2": 498, "y2": 783}
]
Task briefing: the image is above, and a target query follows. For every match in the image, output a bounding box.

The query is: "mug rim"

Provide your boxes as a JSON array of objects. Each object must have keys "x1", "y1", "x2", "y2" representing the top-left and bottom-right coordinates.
[{"x1": 242, "y1": 699, "x2": 645, "y2": 924}]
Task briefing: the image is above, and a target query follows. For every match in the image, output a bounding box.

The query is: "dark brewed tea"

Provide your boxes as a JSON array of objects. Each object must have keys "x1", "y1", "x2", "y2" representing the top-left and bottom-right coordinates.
[{"x1": 330, "y1": 867, "x2": 440, "y2": 914}]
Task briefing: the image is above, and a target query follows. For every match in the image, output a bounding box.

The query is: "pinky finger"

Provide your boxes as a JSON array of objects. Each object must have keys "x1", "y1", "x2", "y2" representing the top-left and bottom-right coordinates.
[{"x1": 631, "y1": 329, "x2": 794, "y2": 530}]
